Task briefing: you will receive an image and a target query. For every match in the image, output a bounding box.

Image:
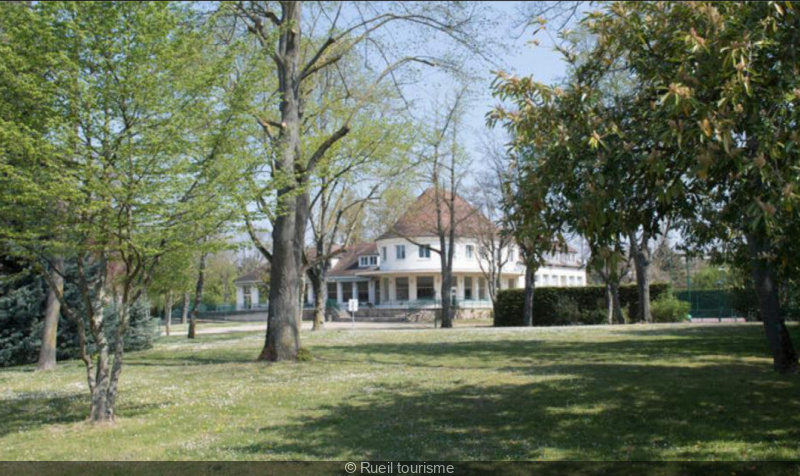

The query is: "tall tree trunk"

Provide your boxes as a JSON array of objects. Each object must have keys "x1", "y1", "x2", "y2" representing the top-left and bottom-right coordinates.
[
  {"x1": 88, "y1": 276, "x2": 112, "y2": 422},
  {"x1": 188, "y1": 253, "x2": 207, "y2": 339},
  {"x1": 747, "y1": 233, "x2": 798, "y2": 373},
  {"x1": 522, "y1": 264, "x2": 535, "y2": 327},
  {"x1": 606, "y1": 282, "x2": 614, "y2": 325},
  {"x1": 181, "y1": 291, "x2": 189, "y2": 324},
  {"x1": 629, "y1": 232, "x2": 652, "y2": 323},
  {"x1": 163, "y1": 292, "x2": 173, "y2": 337},
  {"x1": 103, "y1": 282, "x2": 132, "y2": 422},
  {"x1": 609, "y1": 280, "x2": 625, "y2": 325},
  {"x1": 259, "y1": 2, "x2": 304, "y2": 361},
  {"x1": 440, "y1": 272, "x2": 454, "y2": 328},
  {"x1": 311, "y1": 270, "x2": 326, "y2": 331},
  {"x1": 36, "y1": 256, "x2": 63, "y2": 371}
]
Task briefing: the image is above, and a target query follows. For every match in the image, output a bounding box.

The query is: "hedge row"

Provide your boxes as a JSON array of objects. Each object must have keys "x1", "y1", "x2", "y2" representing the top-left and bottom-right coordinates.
[{"x1": 494, "y1": 283, "x2": 670, "y2": 327}]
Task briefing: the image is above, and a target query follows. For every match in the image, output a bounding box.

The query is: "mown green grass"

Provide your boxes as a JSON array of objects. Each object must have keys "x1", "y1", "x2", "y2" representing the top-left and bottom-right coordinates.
[{"x1": 1, "y1": 323, "x2": 798, "y2": 461}]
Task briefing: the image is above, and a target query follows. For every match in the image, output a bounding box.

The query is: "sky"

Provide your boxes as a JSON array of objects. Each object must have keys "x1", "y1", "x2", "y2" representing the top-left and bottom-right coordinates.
[
  {"x1": 395, "y1": 1, "x2": 579, "y2": 180},
  {"x1": 462, "y1": 1, "x2": 574, "y2": 167}
]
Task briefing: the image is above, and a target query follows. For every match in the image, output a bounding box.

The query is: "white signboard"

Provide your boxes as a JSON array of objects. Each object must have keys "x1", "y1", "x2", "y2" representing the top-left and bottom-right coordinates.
[{"x1": 348, "y1": 299, "x2": 359, "y2": 313}]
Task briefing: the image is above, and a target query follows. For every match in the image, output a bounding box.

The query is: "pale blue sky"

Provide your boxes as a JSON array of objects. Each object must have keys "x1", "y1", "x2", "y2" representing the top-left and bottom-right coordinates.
[
  {"x1": 459, "y1": 1, "x2": 575, "y2": 177},
  {"x1": 395, "y1": 1, "x2": 580, "y2": 175}
]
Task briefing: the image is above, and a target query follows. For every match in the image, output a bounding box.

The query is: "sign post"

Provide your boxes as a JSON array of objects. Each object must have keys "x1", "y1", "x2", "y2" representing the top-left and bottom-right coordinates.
[{"x1": 347, "y1": 299, "x2": 359, "y2": 328}]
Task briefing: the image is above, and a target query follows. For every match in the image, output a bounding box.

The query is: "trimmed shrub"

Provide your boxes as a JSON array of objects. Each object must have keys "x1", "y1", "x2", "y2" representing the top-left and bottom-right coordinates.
[
  {"x1": 650, "y1": 293, "x2": 690, "y2": 323},
  {"x1": 494, "y1": 283, "x2": 669, "y2": 327}
]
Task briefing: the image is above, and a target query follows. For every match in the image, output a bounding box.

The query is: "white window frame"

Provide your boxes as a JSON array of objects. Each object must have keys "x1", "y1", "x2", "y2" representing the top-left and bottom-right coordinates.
[
  {"x1": 381, "y1": 247, "x2": 387, "y2": 262},
  {"x1": 418, "y1": 245, "x2": 431, "y2": 259},
  {"x1": 466, "y1": 245, "x2": 474, "y2": 259},
  {"x1": 396, "y1": 245, "x2": 406, "y2": 260},
  {"x1": 359, "y1": 255, "x2": 379, "y2": 267}
]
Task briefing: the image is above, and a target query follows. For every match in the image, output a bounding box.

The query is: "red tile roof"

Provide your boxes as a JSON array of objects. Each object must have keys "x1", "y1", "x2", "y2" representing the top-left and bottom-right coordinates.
[{"x1": 378, "y1": 188, "x2": 495, "y2": 240}]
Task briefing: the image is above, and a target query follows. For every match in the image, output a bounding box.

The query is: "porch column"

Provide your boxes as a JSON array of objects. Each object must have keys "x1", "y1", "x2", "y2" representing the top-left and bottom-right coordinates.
[
  {"x1": 352, "y1": 282, "x2": 358, "y2": 302},
  {"x1": 368, "y1": 279, "x2": 375, "y2": 304},
  {"x1": 409, "y1": 275, "x2": 417, "y2": 301},
  {"x1": 251, "y1": 286, "x2": 260, "y2": 307},
  {"x1": 236, "y1": 286, "x2": 244, "y2": 310},
  {"x1": 473, "y1": 275, "x2": 480, "y2": 301},
  {"x1": 456, "y1": 275, "x2": 465, "y2": 300},
  {"x1": 307, "y1": 283, "x2": 314, "y2": 305},
  {"x1": 389, "y1": 277, "x2": 396, "y2": 301},
  {"x1": 337, "y1": 281, "x2": 343, "y2": 304}
]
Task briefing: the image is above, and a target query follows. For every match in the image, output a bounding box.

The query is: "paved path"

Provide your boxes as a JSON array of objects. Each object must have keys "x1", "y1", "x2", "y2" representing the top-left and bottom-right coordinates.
[
  {"x1": 192, "y1": 318, "x2": 751, "y2": 335},
  {"x1": 194, "y1": 320, "x2": 442, "y2": 335}
]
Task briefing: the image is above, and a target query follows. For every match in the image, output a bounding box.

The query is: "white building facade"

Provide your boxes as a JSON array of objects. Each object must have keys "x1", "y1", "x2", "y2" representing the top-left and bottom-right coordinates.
[{"x1": 234, "y1": 189, "x2": 587, "y2": 311}]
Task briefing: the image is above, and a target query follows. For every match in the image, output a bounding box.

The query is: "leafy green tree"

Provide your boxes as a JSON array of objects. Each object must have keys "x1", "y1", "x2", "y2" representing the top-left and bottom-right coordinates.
[
  {"x1": 1, "y1": 2, "x2": 249, "y2": 420},
  {"x1": 496, "y1": 2, "x2": 799, "y2": 372},
  {"x1": 580, "y1": 1, "x2": 800, "y2": 372},
  {"x1": 0, "y1": 2, "x2": 71, "y2": 370},
  {"x1": 232, "y1": 1, "x2": 494, "y2": 358}
]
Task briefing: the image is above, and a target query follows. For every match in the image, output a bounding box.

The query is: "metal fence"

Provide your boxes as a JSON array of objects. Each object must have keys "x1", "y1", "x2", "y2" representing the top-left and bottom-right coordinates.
[{"x1": 674, "y1": 290, "x2": 740, "y2": 320}]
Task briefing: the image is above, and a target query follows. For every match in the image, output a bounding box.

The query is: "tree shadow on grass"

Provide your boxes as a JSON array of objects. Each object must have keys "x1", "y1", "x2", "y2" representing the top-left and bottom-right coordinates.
[
  {"x1": 314, "y1": 325, "x2": 773, "y2": 368},
  {"x1": 0, "y1": 392, "x2": 162, "y2": 438},
  {"x1": 228, "y1": 329, "x2": 800, "y2": 461}
]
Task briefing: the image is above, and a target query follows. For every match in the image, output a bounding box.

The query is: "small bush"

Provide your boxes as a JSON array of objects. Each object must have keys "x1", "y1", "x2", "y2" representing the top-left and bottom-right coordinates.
[
  {"x1": 296, "y1": 347, "x2": 313, "y2": 362},
  {"x1": 580, "y1": 308, "x2": 608, "y2": 325},
  {"x1": 650, "y1": 294, "x2": 690, "y2": 323}
]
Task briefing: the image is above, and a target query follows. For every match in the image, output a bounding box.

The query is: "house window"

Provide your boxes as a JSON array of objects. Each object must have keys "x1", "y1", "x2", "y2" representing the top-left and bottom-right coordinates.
[
  {"x1": 478, "y1": 277, "x2": 488, "y2": 300},
  {"x1": 375, "y1": 279, "x2": 381, "y2": 304},
  {"x1": 359, "y1": 255, "x2": 378, "y2": 267},
  {"x1": 466, "y1": 245, "x2": 474, "y2": 259},
  {"x1": 381, "y1": 247, "x2": 387, "y2": 262},
  {"x1": 509, "y1": 247, "x2": 515, "y2": 262},
  {"x1": 416, "y1": 276, "x2": 435, "y2": 300},
  {"x1": 560, "y1": 276, "x2": 567, "y2": 286},
  {"x1": 327, "y1": 282, "x2": 337, "y2": 301},
  {"x1": 382, "y1": 278, "x2": 389, "y2": 302},
  {"x1": 396, "y1": 245, "x2": 406, "y2": 260},
  {"x1": 357, "y1": 281, "x2": 369, "y2": 303},
  {"x1": 508, "y1": 278, "x2": 516, "y2": 289},
  {"x1": 419, "y1": 245, "x2": 431, "y2": 259},
  {"x1": 342, "y1": 283, "x2": 353, "y2": 302},
  {"x1": 464, "y1": 276, "x2": 473, "y2": 300},
  {"x1": 396, "y1": 277, "x2": 409, "y2": 301}
]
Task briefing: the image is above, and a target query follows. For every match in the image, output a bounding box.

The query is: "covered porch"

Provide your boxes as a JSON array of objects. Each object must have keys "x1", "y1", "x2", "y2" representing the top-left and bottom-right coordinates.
[{"x1": 328, "y1": 271, "x2": 522, "y2": 309}]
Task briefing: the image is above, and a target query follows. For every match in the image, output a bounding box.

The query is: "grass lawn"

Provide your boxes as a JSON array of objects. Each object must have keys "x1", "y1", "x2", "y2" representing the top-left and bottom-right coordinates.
[{"x1": 0, "y1": 323, "x2": 798, "y2": 461}]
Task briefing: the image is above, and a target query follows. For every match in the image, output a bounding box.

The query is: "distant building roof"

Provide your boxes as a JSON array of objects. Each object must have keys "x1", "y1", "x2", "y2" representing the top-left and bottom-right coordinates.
[
  {"x1": 233, "y1": 266, "x2": 268, "y2": 285},
  {"x1": 328, "y1": 242, "x2": 378, "y2": 277},
  {"x1": 377, "y1": 188, "x2": 495, "y2": 240}
]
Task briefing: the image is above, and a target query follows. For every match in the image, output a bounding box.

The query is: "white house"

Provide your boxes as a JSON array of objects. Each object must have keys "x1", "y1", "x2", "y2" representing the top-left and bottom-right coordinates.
[
  {"x1": 233, "y1": 268, "x2": 267, "y2": 311},
  {"x1": 233, "y1": 188, "x2": 587, "y2": 311}
]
